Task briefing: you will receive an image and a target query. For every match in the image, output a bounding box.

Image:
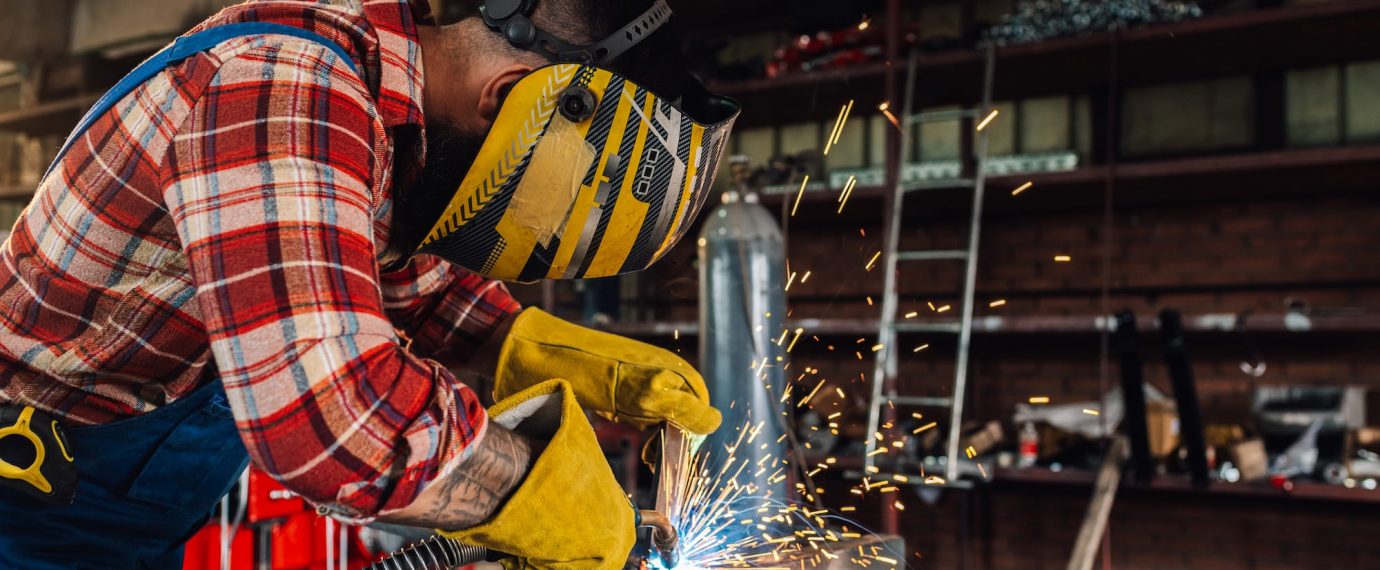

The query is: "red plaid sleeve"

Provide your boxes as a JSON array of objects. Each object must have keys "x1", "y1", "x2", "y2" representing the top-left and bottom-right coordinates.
[
  {"x1": 161, "y1": 39, "x2": 484, "y2": 518},
  {"x1": 379, "y1": 256, "x2": 520, "y2": 368}
]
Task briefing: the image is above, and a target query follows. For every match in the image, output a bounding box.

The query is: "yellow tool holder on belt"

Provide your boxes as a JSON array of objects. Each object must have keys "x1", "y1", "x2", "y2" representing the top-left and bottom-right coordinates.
[{"x1": 0, "y1": 404, "x2": 77, "y2": 505}]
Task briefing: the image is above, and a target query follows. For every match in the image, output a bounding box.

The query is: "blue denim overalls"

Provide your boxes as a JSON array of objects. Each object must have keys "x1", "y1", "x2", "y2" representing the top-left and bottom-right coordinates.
[{"x1": 0, "y1": 23, "x2": 359, "y2": 569}]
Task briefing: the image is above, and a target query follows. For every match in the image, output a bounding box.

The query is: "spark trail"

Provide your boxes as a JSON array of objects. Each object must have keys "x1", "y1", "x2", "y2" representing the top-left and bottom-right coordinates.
[{"x1": 656, "y1": 420, "x2": 902, "y2": 570}]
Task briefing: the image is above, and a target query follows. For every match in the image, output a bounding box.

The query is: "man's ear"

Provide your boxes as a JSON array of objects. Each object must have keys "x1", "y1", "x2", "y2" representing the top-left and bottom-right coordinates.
[{"x1": 478, "y1": 64, "x2": 534, "y2": 122}]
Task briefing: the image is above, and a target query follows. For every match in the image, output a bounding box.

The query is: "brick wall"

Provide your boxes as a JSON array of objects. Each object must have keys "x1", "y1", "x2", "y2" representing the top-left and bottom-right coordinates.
[
  {"x1": 876, "y1": 479, "x2": 1380, "y2": 570},
  {"x1": 610, "y1": 186, "x2": 1380, "y2": 569}
]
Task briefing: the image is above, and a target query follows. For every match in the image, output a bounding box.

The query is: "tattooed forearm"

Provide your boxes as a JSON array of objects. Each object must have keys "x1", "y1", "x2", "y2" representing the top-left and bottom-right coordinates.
[{"x1": 380, "y1": 423, "x2": 536, "y2": 529}]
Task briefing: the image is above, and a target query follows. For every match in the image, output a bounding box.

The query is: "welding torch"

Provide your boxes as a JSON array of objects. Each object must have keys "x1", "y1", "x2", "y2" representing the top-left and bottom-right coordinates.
[{"x1": 365, "y1": 509, "x2": 679, "y2": 570}]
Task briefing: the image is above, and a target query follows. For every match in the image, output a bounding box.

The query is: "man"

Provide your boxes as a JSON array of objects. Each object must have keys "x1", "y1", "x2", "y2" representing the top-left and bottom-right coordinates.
[{"x1": 0, "y1": 0, "x2": 737, "y2": 567}]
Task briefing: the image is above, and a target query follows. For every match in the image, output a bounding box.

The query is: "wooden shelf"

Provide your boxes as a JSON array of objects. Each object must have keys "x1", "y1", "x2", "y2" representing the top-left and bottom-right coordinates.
[
  {"x1": 0, "y1": 185, "x2": 36, "y2": 200},
  {"x1": 801, "y1": 459, "x2": 1380, "y2": 504},
  {"x1": 994, "y1": 467, "x2": 1380, "y2": 505},
  {"x1": 714, "y1": 0, "x2": 1380, "y2": 127},
  {"x1": 597, "y1": 311, "x2": 1380, "y2": 338},
  {"x1": 0, "y1": 94, "x2": 99, "y2": 137},
  {"x1": 761, "y1": 144, "x2": 1380, "y2": 218}
]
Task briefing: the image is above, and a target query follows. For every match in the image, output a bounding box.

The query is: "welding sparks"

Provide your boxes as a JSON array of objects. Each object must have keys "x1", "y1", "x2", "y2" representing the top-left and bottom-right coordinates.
[
  {"x1": 878, "y1": 101, "x2": 901, "y2": 130},
  {"x1": 912, "y1": 421, "x2": 937, "y2": 434},
  {"x1": 913, "y1": 344, "x2": 929, "y2": 353},
  {"x1": 790, "y1": 175, "x2": 809, "y2": 217},
  {"x1": 1011, "y1": 181, "x2": 1033, "y2": 196},
  {"x1": 857, "y1": 16, "x2": 871, "y2": 31},
  {"x1": 657, "y1": 420, "x2": 899, "y2": 570},
  {"x1": 865, "y1": 251, "x2": 881, "y2": 271},
  {"x1": 1028, "y1": 396, "x2": 1050, "y2": 404},
  {"x1": 1054, "y1": 255, "x2": 1072, "y2": 262},
  {"x1": 823, "y1": 100, "x2": 854, "y2": 156},
  {"x1": 988, "y1": 299, "x2": 1007, "y2": 308},
  {"x1": 836, "y1": 176, "x2": 858, "y2": 214},
  {"x1": 1083, "y1": 408, "x2": 1100, "y2": 416},
  {"x1": 975, "y1": 108, "x2": 1000, "y2": 131}
]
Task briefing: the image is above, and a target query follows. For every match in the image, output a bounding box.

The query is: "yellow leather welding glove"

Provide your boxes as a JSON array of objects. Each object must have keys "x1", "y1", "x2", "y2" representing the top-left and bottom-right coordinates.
[
  {"x1": 494, "y1": 308, "x2": 722, "y2": 435},
  {"x1": 441, "y1": 379, "x2": 636, "y2": 570}
]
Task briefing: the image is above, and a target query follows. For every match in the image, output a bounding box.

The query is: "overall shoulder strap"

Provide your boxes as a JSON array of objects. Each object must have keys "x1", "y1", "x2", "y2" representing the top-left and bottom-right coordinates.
[{"x1": 43, "y1": 22, "x2": 361, "y2": 182}]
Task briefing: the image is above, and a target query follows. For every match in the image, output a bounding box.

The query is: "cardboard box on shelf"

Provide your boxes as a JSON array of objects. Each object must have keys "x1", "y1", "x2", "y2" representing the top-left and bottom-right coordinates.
[
  {"x1": 1230, "y1": 438, "x2": 1269, "y2": 481},
  {"x1": 961, "y1": 421, "x2": 1005, "y2": 457},
  {"x1": 1146, "y1": 400, "x2": 1180, "y2": 459}
]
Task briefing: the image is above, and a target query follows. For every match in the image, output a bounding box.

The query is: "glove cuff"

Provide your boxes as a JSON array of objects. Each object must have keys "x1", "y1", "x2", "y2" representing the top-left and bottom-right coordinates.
[{"x1": 440, "y1": 380, "x2": 636, "y2": 570}]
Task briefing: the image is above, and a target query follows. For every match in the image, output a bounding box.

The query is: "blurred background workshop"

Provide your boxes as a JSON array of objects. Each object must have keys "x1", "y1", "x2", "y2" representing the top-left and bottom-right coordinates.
[{"x1": 1, "y1": 0, "x2": 1379, "y2": 569}]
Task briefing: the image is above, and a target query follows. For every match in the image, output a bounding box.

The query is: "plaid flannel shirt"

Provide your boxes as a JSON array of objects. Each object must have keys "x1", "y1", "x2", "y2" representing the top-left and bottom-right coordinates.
[{"x1": 0, "y1": 0, "x2": 521, "y2": 518}]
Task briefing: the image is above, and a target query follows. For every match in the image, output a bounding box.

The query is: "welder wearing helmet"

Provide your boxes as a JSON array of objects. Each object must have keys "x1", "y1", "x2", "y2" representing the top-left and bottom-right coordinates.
[{"x1": 0, "y1": 0, "x2": 737, "y2": 568}]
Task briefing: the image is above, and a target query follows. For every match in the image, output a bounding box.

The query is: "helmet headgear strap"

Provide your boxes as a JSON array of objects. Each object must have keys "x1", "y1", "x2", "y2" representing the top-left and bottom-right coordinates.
[{"x1": 480, "y1": 0, "x2": 672, "y2": 65}]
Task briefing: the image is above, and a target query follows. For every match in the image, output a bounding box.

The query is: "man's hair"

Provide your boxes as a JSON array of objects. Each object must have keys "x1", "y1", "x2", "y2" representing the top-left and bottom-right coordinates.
[{"x1": 465, "y1": 0, "x2": 687, "y2": 99}]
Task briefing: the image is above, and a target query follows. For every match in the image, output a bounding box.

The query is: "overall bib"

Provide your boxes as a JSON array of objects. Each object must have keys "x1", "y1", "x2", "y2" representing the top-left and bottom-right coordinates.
[{"x1": 0, "y1": 23, "x2": 359, "y2": 569}]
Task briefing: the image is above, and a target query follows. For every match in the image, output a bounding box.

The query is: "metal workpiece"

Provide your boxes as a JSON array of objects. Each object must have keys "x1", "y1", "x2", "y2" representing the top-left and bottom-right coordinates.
[{"x1": 697, "y1": 191, "x2": 787, "y2": 498}]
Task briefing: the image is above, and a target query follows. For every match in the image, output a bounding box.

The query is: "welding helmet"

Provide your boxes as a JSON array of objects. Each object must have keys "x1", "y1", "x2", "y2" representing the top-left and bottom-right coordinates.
[{"x1": 408, "y1": 0, "x2": 740, "y2": 281}]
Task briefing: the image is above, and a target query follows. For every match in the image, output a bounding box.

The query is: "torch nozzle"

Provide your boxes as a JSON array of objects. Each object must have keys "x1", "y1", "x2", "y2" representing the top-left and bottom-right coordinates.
[{"x1": 638, "y1": 509, "x2": 679, "y2": 569}]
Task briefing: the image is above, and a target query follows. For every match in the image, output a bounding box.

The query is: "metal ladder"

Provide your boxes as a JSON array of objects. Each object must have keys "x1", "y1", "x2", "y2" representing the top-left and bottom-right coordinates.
[{"x1": 864, "y1": 45, "x2": 997, "y2": 483}]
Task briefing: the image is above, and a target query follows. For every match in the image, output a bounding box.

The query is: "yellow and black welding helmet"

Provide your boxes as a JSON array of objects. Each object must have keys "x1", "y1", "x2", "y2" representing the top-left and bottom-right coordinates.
[{"x1": 407, "y1": 0, "x2": 740, "y2": 281}]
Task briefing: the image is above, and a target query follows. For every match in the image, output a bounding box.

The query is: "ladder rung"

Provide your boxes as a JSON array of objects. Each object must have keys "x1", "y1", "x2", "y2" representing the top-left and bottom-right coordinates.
[
  {"x1": 910, "y1": 109, "x2": 979, "y2": 123},
  {"x1": 903, "y1": 178, "x2": 975, "y2": 193},
  {"x1": 896, "y1": 249, "x2": 968, "y2": 261},
  {"x1": 889, "y1": 396, "x2": 954, "y2": 407},
  {"x1": 894, "y1": 322, "x2": 963, "y2": 333}
]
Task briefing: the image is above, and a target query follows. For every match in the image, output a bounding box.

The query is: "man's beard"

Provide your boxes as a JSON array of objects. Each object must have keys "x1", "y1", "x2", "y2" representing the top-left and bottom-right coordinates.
[{"x1": 390, "y1": 119, "x2": 487, "y2": 261}]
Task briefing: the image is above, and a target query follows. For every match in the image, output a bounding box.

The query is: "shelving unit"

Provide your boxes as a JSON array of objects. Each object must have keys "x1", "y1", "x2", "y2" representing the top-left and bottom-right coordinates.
[
  {"x1": 598, "y1": 311, "x2": 1380, "y2": 338},
  {"x1": 763, "y1": 144, "x2": 1380, "y2": 218},
  {"x1": 794, "y1": 456, "x2": 1380, "y2": 505},
  {"x1": 0, "y1": 94, "x2": 100, "y2": 137},
  {"x1": 993, "y1": 467, "x2": 1380, "y2": 506},
  {"x1": 713, "y1": 0, "x2": 1380, "y2": 127}
]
